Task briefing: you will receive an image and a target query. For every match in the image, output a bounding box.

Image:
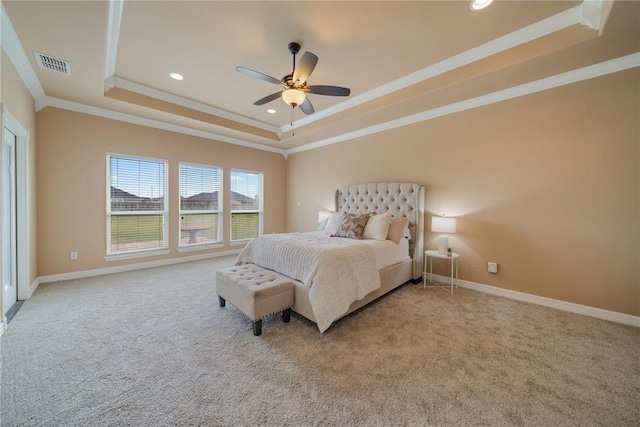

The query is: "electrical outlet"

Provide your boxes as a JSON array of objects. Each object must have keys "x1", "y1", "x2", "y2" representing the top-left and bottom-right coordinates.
[
  {"x1": 70, "y1": 251, "x2": 78, "y2": 260},
  {"x1": 488, "y1": 262, "x2": 498, "y2": 274}
]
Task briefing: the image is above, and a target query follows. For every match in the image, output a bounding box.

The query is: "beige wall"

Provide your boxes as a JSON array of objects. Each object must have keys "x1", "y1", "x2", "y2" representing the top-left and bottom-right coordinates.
[
  {"x1": 1, "y1": 49, "x2": 38, "y2": 286},
  {"x1": 6, "y1": 53, "x2": 639, "y2": 320},
  {"x1": 286, "y1": 69, "x2": 640, "y2": 317},
  {"x1": 36, "y1": 108, "x2": 286, "y2": 276}
]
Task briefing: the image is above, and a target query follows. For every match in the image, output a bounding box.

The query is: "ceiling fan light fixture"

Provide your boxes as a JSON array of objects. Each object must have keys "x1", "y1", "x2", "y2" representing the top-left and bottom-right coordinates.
[
  {"x1": 282, "y1": 89, "x2": 306, "y2": 106},
  {"x1": 470, "y1": 0, "x2": 493, "y2": 11}
]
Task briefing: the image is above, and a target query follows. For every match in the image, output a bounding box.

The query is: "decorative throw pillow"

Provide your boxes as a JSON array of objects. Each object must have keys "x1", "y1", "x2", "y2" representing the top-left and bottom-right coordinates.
[
  {"x1": 317, "y1": 216, "x2": 329, "y2": 231},
  {"x1": 323, "y1": 212, "x2": 343, "y2": 235},
  {"x1": 362, "y1": 212, "x2": 392, "y2": 240},
  {"x1": 331, "y1": 213, "x2": 370, "y2": 239},
  {"x1": 387, "y1": 216, "x2": 409, "y2": 244},
  {"x1": 350, "y1": 214, "x2": 370, "y2": 239}
]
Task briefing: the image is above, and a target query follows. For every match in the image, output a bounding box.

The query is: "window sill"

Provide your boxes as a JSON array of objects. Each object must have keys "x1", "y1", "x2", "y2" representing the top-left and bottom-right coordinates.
[
  {"x1": 105, "y1": 248, "x2": 170, "y2": 262},
  {"x1": 230, "y1": 240, "x2": 251, "y2": 247},
  {"x1": 178, "y1": 243, "x2": 224, "y2": 253}
]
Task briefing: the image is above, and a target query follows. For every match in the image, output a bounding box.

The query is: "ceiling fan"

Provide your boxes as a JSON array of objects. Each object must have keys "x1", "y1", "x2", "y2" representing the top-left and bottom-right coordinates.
[{"x1": 236, "y1": 42, "x2": 351, "y2": 115}]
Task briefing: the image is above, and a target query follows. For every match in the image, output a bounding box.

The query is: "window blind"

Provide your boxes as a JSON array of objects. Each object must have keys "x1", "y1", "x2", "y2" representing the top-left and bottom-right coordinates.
[
  {"x1": 179, "y1": 163, "x2": 222, "y2": 246},
  {"x1": 230, "y1": 169, "x2": 263, "y2": 241},
  {"x1": 107, "y1": 155, "x2": 167, "y2": 254}
]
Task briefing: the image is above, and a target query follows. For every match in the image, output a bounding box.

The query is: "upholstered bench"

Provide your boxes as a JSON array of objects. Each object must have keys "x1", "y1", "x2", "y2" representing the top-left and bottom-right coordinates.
[{"x1": 216, "y1": 264, "x2": 294, "y2": 336}]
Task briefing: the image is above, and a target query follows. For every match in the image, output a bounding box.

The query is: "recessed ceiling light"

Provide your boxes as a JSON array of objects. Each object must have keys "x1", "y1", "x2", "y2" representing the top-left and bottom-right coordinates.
[
  {"x1": 169, "y1": 72, "x2": 184, "y2": 81},
  {"x1": 267, "y1": 109, "x2": 276, "y2": 114},
  {"x1": 470, "y1": 0, "x2": 493, "y2": 11}
]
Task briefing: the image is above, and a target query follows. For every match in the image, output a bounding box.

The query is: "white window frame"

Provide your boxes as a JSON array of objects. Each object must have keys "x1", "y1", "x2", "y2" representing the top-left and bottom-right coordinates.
[
  {"x1": 105, "y1": 153, "x2": 169, "y2": 261},
  {"x1": 230, "y1": 168, "x2": 263, "y2": 244},
  {"x1": 178, "y1": 162, "x2": 223, "y2": 251}
]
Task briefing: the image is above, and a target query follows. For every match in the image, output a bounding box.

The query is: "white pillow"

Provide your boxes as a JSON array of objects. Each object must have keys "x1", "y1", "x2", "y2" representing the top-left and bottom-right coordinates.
[
  {"x1": 317, "y1": 216, "x2": 329, "y2": 231},
  {"x1": 386, "y1": 217, "x2": 409, "y2": 244},
  {"x1": 323, "y1": 212, "x2": 343, "y2": 235},
  {"x1": 362, "y1": 212, "x2": 392, "y2": 240}
]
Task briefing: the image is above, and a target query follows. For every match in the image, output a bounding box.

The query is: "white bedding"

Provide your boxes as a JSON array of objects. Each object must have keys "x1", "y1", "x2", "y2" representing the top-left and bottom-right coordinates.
[
  {"x1": 350, "y1": 234, "x2": 409, "y2": 269},
  {"x1": 236, "y1": 232, "x2": 405, "y2": 332},
  {"x1": 307, "y1": 231, "x2": 409, "y2": 270}
]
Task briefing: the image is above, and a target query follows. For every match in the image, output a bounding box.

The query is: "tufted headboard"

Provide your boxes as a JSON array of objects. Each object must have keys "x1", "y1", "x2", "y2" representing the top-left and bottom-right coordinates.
[{"x1": 335, "y1": 183, "x2": 425, "y2": 279}]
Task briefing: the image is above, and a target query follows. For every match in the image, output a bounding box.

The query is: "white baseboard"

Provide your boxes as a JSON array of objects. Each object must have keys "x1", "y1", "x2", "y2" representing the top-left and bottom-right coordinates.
[
  {"x1": 29, "y1": 255, "x2": 639, "y2": 329},
  {"x1": 38, "y1": 249, "x2": 241, "y2": 284},
  {"x1": 430, "y1": 274, "x2": 640, "y2": 328},
  {"x1": 29, "y1": 277, "x2": 40, "y2": 298}
]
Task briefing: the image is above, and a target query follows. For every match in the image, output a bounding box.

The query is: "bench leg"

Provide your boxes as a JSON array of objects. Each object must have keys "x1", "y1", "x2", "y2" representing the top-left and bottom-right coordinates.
[
  {"x1": 282, "y1": 308, "x2": 291, "y2": 323},
  {"x1": 218, "y1": 296, "x2": 226, "y2": 307},
  {"x1": 252, "y1": 319, "x2": 262, "y2": 336}
]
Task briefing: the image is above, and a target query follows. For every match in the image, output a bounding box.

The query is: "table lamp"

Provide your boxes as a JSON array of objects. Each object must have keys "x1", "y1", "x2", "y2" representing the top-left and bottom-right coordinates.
[{"x1": 431, "y1": 215, "x2": 457, "y2": 255}]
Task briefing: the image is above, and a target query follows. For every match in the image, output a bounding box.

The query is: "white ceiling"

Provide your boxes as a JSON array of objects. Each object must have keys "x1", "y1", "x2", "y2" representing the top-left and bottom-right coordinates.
[{"x1": 2, "y1": 1, "x2": 638, "y2": 154}]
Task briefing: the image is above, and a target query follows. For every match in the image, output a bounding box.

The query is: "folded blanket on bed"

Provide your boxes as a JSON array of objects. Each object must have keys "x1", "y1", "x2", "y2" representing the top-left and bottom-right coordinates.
[{"x1": 235, "y1": 233, "x2": 380, "y2": 332}]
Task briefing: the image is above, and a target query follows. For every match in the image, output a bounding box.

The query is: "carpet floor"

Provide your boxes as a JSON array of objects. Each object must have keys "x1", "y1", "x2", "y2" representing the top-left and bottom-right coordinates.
[{"x1": 1, "y1": 255, "x2": 638, "y2": 426}]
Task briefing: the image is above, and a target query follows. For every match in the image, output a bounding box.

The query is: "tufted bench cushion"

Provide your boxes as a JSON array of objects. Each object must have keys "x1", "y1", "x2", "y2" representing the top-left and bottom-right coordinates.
[{"x1": 216, "y1": 264, "x2": 294, "y2": 336}]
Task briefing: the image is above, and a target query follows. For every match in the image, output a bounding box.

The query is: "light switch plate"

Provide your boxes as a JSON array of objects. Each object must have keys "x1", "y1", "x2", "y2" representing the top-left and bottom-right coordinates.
[{"x1": 488, "y1": 262, "x2": 498, "y2": 273}]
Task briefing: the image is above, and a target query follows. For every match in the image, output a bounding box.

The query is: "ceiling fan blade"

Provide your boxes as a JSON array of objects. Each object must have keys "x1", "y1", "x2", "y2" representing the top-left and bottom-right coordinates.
[
  {"x1": 306, "y1": 85, "x2": 351, "y2": 97},
  {"x1": 299, "y1": 98, "x2": 315, "y2": 115},
  {"x1": 292, "y1": 52, "x2": 318, "y2": 84},
  {"x1": 253, "y1": 91, "x2": 283, "y2": 106},
  {"x1": 236, "y1": 66, "x2": 281, "y2": 85}
]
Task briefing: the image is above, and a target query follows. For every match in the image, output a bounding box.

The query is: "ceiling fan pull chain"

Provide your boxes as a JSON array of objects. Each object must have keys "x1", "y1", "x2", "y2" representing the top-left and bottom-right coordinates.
[{"x1": 291, "y1": 105, "x2": 295, "y2": 136}]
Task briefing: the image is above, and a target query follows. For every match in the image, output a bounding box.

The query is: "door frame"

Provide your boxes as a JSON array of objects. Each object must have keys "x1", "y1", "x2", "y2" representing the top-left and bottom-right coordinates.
[
  {"x1": 1, "y1": 106, "x2": 30, "y2": 328},
  {"x1": 3, "y1": 125, "x2": 17, "y2": 316}
]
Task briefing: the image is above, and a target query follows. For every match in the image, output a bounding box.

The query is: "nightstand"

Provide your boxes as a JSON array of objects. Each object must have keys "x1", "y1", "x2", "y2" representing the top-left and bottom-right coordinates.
[{"x1": 424, "y1": 250, "x2": 460, "y2": 294}]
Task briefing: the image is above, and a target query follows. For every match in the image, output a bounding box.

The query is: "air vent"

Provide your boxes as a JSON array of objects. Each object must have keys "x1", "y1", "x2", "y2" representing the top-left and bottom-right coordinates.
[{"x1": 33, "y1": 51, "x2": 71, "y2": 75}]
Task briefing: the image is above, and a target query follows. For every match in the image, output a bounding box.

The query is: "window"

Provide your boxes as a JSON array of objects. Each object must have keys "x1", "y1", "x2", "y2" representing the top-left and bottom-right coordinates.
[
  {"x1": 230, "y1": 169, "x2": 263, "y2": 241},
  {"x1": 107, "y1": 154, "x2": 168, "y2": 257},
  {"x1": 179, "y1": 163, "x2": 222, "y2": 247}
]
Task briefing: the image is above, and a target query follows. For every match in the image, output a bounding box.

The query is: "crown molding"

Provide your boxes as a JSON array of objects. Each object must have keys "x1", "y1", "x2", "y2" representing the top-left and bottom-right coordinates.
[
  {"x1": 285, "y1": 53, "x2": 640, "y2": 156},
  {"x1": 45, "y1": 97, "x2": 286, "y2": 156},
  {"x1": 580, "y1": 0, "x2": 604, "y2": 30},
  {"x1": 112, "y1": 77, "x2": 280, "y2": 135},
  {"x1": 104, "y1": 0, "x2": 123, "y2": 87},
  {"x1": 38, "y1": 52, "x2": 639, "y2": 161},
  {"x1": 281, "y1": 4, "x2": 590, "y2": 134},
  {"x1": 4, "y1": 0, "x2": 619, "y2": 159},
  {"x1": 102, "y1": 0, "x2": 281, "y2": 139},
  {"x1": 1, "y1": 3, "x2": 47, "y2": 110},
  {"x1": 100, "y1": 2, "x2": 601, "y2": 140}
]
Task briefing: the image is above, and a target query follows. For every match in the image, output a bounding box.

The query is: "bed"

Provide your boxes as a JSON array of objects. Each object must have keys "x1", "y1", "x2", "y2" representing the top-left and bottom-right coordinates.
[{"x1": 236, "y1": 182, "x2": 424, "y2": 332}]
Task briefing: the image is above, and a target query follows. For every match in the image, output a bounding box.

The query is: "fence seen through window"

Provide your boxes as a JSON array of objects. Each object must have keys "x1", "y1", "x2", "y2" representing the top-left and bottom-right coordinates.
[
  {"x1": 179, "y1": 163, "x2": 222, "y2": 246},
  {"x1": 108, "y1": 157, "x2": 264, "y2": 253},
  {"x1": 108, "y1": 155, "x2": 168, "y2": 254},
  {"x1": 230, "y1": 169, "x2": 263, "y2": 241}
]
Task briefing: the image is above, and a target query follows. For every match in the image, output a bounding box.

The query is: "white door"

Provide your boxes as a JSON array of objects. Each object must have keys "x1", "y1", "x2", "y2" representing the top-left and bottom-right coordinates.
[{"x1": 2, "y1": 127, "x2": 18, "y2": 317}]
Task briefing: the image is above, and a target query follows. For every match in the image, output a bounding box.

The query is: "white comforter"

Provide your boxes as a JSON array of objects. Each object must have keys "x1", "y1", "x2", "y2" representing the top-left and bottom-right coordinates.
[{"x1": 235, "y1": 233, "x2": 380, "y2": 332}]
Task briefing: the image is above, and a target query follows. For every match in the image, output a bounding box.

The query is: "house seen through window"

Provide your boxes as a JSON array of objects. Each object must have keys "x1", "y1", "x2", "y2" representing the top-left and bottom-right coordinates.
[
  {"x1": 179, "y1": 163, "x2": 222, "y2": 246},
  {"x1": 231, "y1": 169, "x2": 263, "y2": 241},
  {"x1": 107, "y1": 154, "x2": 168, "y2": 255},
  {"x1": 107, "y1": 156, "x2": 262, "y2": 253}
]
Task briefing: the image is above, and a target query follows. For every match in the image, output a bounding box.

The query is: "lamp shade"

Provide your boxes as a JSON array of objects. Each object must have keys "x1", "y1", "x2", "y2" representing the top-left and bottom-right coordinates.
[
  {"x1": 282, "y1": 89, "x2": 306, "y2": 106},
  {"x1": 431, "y1": 216, "x2": 457, "y2": 234},
  {"x1": 432, "y1": 216, "x2": 457, "y2": 255}
]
